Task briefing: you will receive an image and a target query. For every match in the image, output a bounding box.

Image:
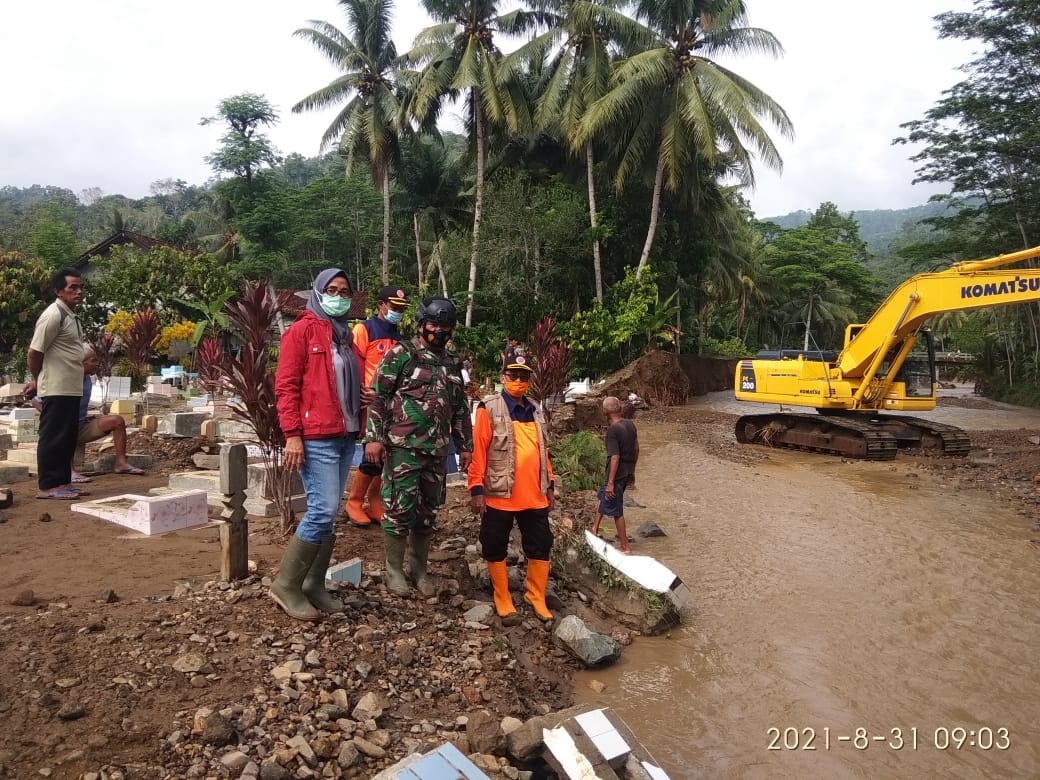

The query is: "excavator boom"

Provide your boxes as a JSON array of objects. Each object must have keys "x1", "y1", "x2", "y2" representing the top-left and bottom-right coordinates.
[{"x1": 734, "y1": 245, "x2": 1040, "y2": 459}]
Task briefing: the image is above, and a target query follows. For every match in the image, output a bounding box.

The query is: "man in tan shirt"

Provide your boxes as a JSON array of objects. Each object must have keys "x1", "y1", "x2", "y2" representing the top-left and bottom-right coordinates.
[{"x1": 26, "y1": 267, "x2": 86, "y2": 499}]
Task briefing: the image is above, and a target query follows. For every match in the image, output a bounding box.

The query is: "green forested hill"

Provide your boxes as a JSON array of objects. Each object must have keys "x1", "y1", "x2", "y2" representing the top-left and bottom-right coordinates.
[{"x1": 764, "y1": 201, "x2": 955, "y2": 253}]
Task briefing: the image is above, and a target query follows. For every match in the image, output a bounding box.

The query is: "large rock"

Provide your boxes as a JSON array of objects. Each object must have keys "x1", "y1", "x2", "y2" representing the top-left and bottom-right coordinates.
[
  {"x1": 553, "y1": 615, "x2": 622, "y2": 667},
  {"x1": 200, "y1": 712, "x2": 234, "y2": 746},
  {"x1": 465, "y1": 708, "x2": 504, "y2": 755},
  {"x1": 506, "y1": 704, "x2": 603, "y2": 761}
]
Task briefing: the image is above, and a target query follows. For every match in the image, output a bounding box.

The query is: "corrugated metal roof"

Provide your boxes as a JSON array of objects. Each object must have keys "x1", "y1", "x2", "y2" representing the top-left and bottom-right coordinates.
[{"x1": 74, "y1": 230, "x2": 181, "y2": 266}]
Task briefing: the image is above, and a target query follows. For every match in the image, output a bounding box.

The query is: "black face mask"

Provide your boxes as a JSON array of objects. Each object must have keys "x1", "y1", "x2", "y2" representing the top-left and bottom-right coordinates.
[{"x1": 421, "y1": 324, "x2": 451, "y2": 349}]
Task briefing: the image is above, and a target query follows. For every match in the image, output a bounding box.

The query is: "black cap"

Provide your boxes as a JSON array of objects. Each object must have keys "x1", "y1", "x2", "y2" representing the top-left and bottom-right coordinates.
[
  {"x1": 503, "y1": 354, "x2": 535, "y2": 373},
  {"x1": 377, "y1": 285, "x2": 409, "y2": 306}
]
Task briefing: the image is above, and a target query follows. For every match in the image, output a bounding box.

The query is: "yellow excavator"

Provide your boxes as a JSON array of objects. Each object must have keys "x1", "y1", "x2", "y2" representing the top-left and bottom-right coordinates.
[{"x1": 734, "y1": 245, "x2": 1040, "y2": 460}]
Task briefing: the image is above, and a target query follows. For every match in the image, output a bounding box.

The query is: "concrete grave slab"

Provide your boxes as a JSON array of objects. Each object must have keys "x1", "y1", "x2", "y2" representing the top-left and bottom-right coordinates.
[
  {"x1": 80, "y1": 453, "x2": 153, "y2": 474},
  {"x1": 92, "y1": 376, "x2": 131, "y2": 402},
  {"x1": 0, "y1": 462, "x2": 31, "y2": 484},
  {"x1": 157, "y1": 412, "x2": 211, "y2": 437},
  {"x1": 243, "y1": 494, "x2": 306, "y2": 517},
  {"x1": 159, "y1": 471, "x2": 306, "y2": 517},
  {"x1": 10, "y1": 419, "x2": 38, "y2": 443},
  {"x1": 72, "y1": 490, "x2": 209, "y2": 535},
  {"x1": 371, "y1": 742, "x2": 489, "y2": 780},
  {"x1": 0, "y1": 383, "x2": 26, "y2": 400},
  {"x1": 109, "y1": 399, "x2": 138, "y2": 424},
  {"x1": 327, "y1": 558, "x2": 363, "y2": 587},
  {"x1": 4, "y1": 447, "x2": 36, "y2": 469},
  {"x1": 168, "y1": 471, "x2": 221, "y2": 494},
  {"x1": 583, "y1": 530, "x2": 690, "y2": 609},
  {"x1": 214, "y1": 419, "x2": 255, "y2": 440},
  {"x1": 543, "y1": 707, "x2": 670, "y2": 780},
  {"x1": 246, "y1": 461, "x2": 303, "y2": 498}
]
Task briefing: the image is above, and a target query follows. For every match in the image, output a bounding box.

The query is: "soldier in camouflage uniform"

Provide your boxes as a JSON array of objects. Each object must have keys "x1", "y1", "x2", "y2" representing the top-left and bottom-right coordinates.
[{"x1": 363, "y1": 296, "x2": 473, "y2": 596}]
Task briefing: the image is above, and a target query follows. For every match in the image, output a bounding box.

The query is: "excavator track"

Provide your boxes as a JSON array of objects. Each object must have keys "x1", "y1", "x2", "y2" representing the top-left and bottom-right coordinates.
[
  {"x1": 734, "y1": 413, "x2": 899, "y2": 460},
  {"x1": 870, "y1": 414, "x2": 972, "y2": 456}
]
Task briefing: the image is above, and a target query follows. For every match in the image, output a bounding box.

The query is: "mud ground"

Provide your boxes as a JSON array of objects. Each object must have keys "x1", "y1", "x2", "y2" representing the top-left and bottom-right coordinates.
[{"x1": 1, "y1": 395, "x2": 1038, "y2": 778}]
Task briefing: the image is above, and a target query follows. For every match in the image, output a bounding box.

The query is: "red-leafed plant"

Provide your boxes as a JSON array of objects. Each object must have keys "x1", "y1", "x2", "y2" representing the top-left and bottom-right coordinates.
[
  {"x1": 527, "y1": 317, "x2": 573, "y2": 437},
  {"x1": 196, "y1": 338, "x2": 225, "y2": 397},
  {"x1": 123, "y1": 308, "x2": 158, "y2": 380},
  {"x1": 222, "y1": 279, "x2": 295, "y2": 532},
  {"x1": 90, "y1": 332, "x2": 116, "y2": 403},
  {"x1": 123, "y1": 308, "x2": 159, "y2": 411}
]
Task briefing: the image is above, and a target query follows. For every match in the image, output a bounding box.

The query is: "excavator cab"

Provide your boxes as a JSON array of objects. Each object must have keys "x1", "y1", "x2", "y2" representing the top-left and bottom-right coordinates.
[
  {"x1": 867, "y1": 328, "x2": 937, "y2": 402},
  {"x1": 892, "y1": 332, "x2": 936, "y2": 398}
]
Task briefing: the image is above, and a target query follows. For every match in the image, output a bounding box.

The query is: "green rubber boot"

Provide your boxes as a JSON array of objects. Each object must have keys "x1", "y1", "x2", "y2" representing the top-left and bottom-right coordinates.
[
  {"x1": 408, "y1": 533, "x2": 436, "y2": 597},
  {"x1": 301, "y1": 535, "x2": 343, "y2": 613},
  {"x1": 270, "y1": 535, "x2": 322, "y2": 622},
  {"x1": 383, "y1": 532, "x2": 410, "y2": 596}
]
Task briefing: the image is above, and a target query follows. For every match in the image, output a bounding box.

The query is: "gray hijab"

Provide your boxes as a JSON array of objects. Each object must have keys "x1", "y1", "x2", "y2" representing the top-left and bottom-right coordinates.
[{"x1": 306, "y1": 268, "x2": 360, "y2": 434}]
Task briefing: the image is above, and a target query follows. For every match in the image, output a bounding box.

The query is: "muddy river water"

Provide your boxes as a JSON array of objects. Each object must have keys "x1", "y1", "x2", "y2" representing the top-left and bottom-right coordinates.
[{"x1": 574, "y1": 393, "x2": 1040, "y2": 778}]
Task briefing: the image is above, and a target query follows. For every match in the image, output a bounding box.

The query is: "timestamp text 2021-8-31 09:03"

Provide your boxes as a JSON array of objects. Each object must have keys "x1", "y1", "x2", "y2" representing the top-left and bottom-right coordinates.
[{"x1": 767, "y1": 726, "x2": 1010, "y2": 751}]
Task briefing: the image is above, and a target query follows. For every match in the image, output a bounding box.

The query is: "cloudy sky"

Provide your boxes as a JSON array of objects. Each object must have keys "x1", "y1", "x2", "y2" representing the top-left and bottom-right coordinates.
[{"x1": 2, "y1": 0, "x2": 976, "y2": 218}]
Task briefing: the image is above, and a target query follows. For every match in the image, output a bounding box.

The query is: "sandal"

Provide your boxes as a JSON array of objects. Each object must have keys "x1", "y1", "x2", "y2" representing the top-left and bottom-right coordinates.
[
  {"x1": 36, "y1": 489, "x2": 79, "y2": 500},
  {"x1": 115, "y1": 466, "x2": 145, "y2": 475},
  {"x1": 71, "y1": 475, "x2": 92, "y2": 484}
]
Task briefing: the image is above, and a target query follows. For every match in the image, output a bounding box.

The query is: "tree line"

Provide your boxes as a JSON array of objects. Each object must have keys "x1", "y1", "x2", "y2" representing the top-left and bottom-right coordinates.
[{"x1": 1, "y1": 0, "x2": 1038, "y2": 400}]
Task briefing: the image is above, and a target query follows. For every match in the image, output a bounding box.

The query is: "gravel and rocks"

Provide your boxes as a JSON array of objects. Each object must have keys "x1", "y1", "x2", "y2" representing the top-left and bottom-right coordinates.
[{"x1": 3, "y1": 392, "x2": 1039, "y2": 778}]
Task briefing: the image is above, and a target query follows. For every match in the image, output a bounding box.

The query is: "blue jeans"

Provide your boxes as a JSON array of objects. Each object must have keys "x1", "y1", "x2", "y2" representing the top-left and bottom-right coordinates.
[{"x1": 295, "y1": 435, "x2": 356, "y2": 544}]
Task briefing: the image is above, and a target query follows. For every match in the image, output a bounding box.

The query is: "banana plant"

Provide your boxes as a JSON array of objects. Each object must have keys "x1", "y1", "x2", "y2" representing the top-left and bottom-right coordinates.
[{"x1": 174, "y1": 292, "x2": 235, "y2": 347}]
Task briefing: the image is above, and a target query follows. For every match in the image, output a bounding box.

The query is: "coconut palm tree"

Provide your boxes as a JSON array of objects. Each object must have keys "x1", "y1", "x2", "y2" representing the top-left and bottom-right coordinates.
[
  {"x1": 408, "y1": 0, "x2": 549, "y2": 326},
  {"x1": 395, "y1": 134, "x2": 471, "y2": 296},
  {"x1": 507, "y1": 0, "x2": 648, "y2": 304},
  {"x1": 292, "y1": 0, "x2": 409, "y2": 284},
  {"x1": 576, "y1": 0, "x2": 793, "y2": 278}
]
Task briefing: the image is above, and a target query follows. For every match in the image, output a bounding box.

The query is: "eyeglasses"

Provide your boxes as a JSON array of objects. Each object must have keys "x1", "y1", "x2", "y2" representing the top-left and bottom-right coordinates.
[{"x1": 323, "y1": 286, "x2": 353, "y2": 298}]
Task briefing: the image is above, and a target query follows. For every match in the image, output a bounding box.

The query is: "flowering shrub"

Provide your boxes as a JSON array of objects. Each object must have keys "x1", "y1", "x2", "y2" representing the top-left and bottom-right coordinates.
[
  {"x1": 104, "y1": 310, "x2": 134, "y2": 338},
  {"x1": 155, "y1": 321, "x2": 196, "y2": 356}
]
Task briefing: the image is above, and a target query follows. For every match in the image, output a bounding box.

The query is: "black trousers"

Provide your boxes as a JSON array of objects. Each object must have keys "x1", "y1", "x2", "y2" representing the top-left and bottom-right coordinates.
[
  {"x1": 37, "y1": 395, "x2": 81, "y2": 490},
  {"x1": 480, "y1": 505, "x2": 553, "y2": 562}
]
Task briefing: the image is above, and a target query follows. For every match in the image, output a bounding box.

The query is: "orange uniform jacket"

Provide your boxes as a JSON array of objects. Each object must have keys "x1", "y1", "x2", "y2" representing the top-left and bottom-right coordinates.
[
  {"x1": 468, "y1": 393, "x2": 554, "y2": 512},
  {"x1": 352, "y1": 315, "x2": 403, "y2": 386}
]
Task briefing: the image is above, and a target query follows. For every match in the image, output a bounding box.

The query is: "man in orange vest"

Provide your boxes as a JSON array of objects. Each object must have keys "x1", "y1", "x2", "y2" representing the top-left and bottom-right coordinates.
[
  {"x1": 468, "y1": 355, "x2": 556, "y2": 624},
  {"x1": 344, "y1": 285, "x2": 409, "y2": 527}
]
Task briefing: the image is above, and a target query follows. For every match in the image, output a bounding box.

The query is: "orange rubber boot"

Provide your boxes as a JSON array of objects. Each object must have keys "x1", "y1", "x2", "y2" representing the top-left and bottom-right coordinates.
[
  {"x1": 523, "y1": 559, "x2": 554, "y2": 622},
  {"x1": 487, "y1": 560, "x2": 520, "y2": 625},
  {"x1": 366, "y1": 475, "x2": 384, "y2": 522},
  {"x1": 345, "y1": 472, "x2": 374, "y2": 527}
]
